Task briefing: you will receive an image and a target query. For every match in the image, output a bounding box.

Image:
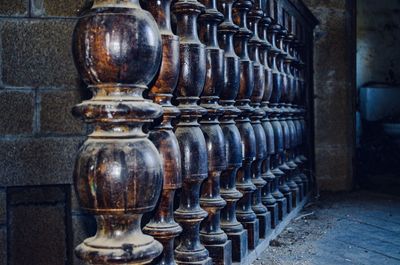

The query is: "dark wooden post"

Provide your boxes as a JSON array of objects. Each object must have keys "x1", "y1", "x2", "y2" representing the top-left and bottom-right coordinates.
[
  {"x1": 290, "y1": 20, "x2": 310, "y2": 196},
  {"x1": 71, "y1": 0, "x2": 164, "y2": 264},
  {"x1": 259, "y1": 0, "x2": 279, "y2": 229},
  {"x1": 274, "y1": 2, "x2": 292, "y2": 212},
  {"x1": 172, "y1": 1, "x2": 212, "y2": 264},
  {"x1": 248, "y1": 0, "x2": 270, "y2": 240},
  {"x1": 233, "y1": 0, "x2": 259, "y2": 251},
  {"x1": 197, "y1": 1, "x2": 231, "y2": 264},
  {"x1": 268, "y1": 0, "x2": 288, "y2": 221},
  {"x1": 217, "y1": 0, "x2": 248, "y2": 262},
  {"x1": 280, "y1": 9, "x2": 301, "y2": 209},
  {"x1": 141, "y1": 1, "x2": 183, "y2": 265},
  {"x1": 285, "y1": 13, "x2": 305, "y2": 204}
]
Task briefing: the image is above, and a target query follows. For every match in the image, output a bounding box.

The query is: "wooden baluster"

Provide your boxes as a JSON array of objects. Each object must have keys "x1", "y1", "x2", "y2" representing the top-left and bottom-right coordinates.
[
  {"x1": 281, "y1": 9, "x2": 301, "y2": 209},
  {"x1": 197, "y1": 1, "x2": 231, "y2": 264},
  {"x1": 291, "y1": 19, "x2": 308, "y2": 197},
  {"x1": 295, "y1": 22, "x2": 311, "y2": 194},
  {"x1": 141, "y1": 1, "x2": 182, "y2": 265},
  {"x1": 274, "y1": 3, "x2": 293, "y2": 215},
  {"x1": 217, "y1": 1, "x2": 248, "y2": 262},
  {"x1": 290, "y1": 112, "x2": 305, "y2": 202},
  {"x1": 286, "y1": 14, "x2": 305, "y2": 203},
  {"x1": 232, "y1": 0, "x2": 259, "y2": 251},
  {"x1": 268, "y1": 0, "x2": 288, "y2": 221},
  {"x1": 259, "y1": 0, "x2": 280, "y2": 229},
  {"x1": 71, "y1": 0, "x2": 164, "y2": 264},
  {"x1": 299, "y1": 108, "x2": 311, "y2": 193},
  {"x1": 172, "y1": 1, "x2": 212, "y2": 264},
  {"x1": 248, "y1": 0, "x2": 270, "y2": 241}
]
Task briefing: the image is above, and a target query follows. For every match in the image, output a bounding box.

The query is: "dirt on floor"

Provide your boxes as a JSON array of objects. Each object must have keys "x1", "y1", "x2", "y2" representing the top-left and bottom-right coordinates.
[
  {"x1": 252, "y1": 197, "x2": 333, "y2": 265},
  {"x1": 252, "y1": 191, "x2": 400, "y2": 265}
]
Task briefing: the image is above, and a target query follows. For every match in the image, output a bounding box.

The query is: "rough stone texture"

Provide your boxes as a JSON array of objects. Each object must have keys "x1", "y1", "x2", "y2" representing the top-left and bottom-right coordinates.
[
  {"x1": 0, "y1": 90, "x2": 35, "y2": 135},
  {"x1": 8, "y1": 186, "x2": 69, "y2": 265},
  {"x1": 302, "y1": 0, "x2": 346, "y2": 10},
  {"x1": 0, "y1": 0, "x2": 28, "y2": 16},
  {"x1": 8, "y1": 186, "x2": 66, "y2": 205},
  {"x1": 0, "y1": 137, "x2": 84, "y2": 186},
  {"x1": 31, "y1": 0, "x2": 91, "y2": 17},
  {"x1": 303, "y1": 0, "x2": 355, "y2": 191},
  {"x1": 0, "y1": 188, "x2": 5, "y2": 225},
  {"x1": 315, "y1": 146, "x2": 353, "y2": 191},
  {"x1": 0, "y1": 19, "x2": 80, "y2": 89},
  {"x1": 357, "y1": 0, "x2": 400, "y2": 87},
  {"x1": 0, "y1": 2, "x2": 93, "y2": 264},
  {"x1": 0, "y1": 227, "x2": 6, "y2": 265},
  {"x1": 40, "y1": 90, "x2": 86, "y2": 135}
]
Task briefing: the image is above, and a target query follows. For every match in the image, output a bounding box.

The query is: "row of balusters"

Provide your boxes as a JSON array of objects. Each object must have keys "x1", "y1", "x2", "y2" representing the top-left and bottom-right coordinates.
[{"x1": 71, "y1": 0, "x2": 312, "y2": 264}]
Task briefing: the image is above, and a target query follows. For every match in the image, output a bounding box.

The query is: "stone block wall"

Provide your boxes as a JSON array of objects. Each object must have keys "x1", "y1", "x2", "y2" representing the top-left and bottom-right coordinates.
[
  {"x1": 357, "y1": 0, "x2": 400, "y2": 87},
  {"x1": 302, "y1": 0, "x2": 356, "y2": 191},
  {"x1": 0, "y1": 1, "x2": 95, "y2": 264}
]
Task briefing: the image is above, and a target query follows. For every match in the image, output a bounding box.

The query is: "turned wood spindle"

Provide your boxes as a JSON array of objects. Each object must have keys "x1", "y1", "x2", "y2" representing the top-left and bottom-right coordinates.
[
  {"x1": 290, "y1": 20, "x2": 308, "y2": 197},
  {"x1": 299, "y1": 108, "x2": 311, "y2": 192},
  {"x1": 280, "y1": 9, "x2": 301, "y2": 209},
  {"x1": 285, "y1": 13, "x2": 305, "y2": 203},
  {"x1": 172, "y1": 1, "x2": 212, "y2": 264},
  {"x1": 268, "y1": 0, "x2": 288, "y2": 221},
  {"x1": 197, "y1": 1, "x2": 232, "y2": 264},
  {"x1": 217, "y1": 0, "x2": 249, "y2": 262},
  {"x1": 141, "y1": 1, "x2": 183, "y2": 265},
  {"x1": 248, "y1": 0, "x2": 270, "y2": 240},
  {"x1": 292, "y1": 22, "x2": 311, "y2": 195},
  {"x1": 232, "y1": 0, "x2": 259, "y2": 251},
  {"x1": 259, "y1": 0, "x2": 280, "y2": 229},
  {"x1": 71, "y1": 0, "x2": 164, "y2": 264},
  {"x1": 271, "y1": 4, "x2": 293, "y2": 215}
]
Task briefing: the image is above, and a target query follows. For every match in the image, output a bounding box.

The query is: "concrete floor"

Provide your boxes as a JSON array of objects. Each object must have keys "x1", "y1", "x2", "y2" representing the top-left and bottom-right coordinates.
[{"x1": 253, "y1": 191, "x2": 400, "y2": 265}]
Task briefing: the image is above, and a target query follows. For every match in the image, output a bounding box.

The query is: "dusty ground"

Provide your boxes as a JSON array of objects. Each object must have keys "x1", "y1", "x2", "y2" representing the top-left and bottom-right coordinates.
[{"x1": 252, "y1": 191, "x2": 400, "y2": 265}]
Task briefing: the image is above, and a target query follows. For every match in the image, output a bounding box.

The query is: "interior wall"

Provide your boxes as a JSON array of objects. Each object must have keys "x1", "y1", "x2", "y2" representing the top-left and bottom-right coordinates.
[
  {"x1": 0, "y1": 1, "x2": 94, "y2": 265},
  {"x1": 302, "y1": 0, "x2": 356, "y2": 191},
  {"x1": 357, "y1": 0, "x2": 400, "y2": 88},
  {"x1": 356, "y1": 0, "x2": 400, "y2": 194}
]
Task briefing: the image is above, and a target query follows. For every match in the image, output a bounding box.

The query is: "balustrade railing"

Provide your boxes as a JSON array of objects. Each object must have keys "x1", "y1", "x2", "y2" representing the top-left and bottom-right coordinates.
[{"x1": 71, "y1": 0, "x2": 316, "y2": 264}]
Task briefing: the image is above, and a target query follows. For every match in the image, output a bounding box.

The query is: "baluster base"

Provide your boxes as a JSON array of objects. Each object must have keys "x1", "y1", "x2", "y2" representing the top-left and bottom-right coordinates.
[
  {"x1": 276, "y1": 197, "x2": 288, "y2": 220},
  {"x1": 257, "y1": 211, "x2": 271, "y2": 239},
  {"x1": 204, "y1": 240, "x2": 232, "y2": 265},
  {"x1": 266, "y1": 203, "x2": 279, "y2": 228},
  {"x1": 227, "y1": 230, "x2": 248, "y2": 262},
  {"x1": 243, "y1": 220, "x2": 259, "y2": 250},
  {"x1": 76, "y1": 234, "x2": 162, "y2": 265},
  {"x1": 294, "y1": 179, "x2": 304, "y2": 201},
  {"x1": 291, "y1": 187, "x2": 300, "y2": 208},
  {"x1": 175, "y1": 255, "x2": 212, "y2": 265},
  {"x1": 283, "y1": 191, "x2": 293, "y2": 213},
  {"x1": 299, "y1": 173, "x2": 309, "y2": 196}
]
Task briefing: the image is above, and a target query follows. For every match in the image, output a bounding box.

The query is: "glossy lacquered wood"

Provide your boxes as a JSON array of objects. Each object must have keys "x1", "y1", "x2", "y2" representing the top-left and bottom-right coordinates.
[
  {"x1": 142, "y1": 1, "x2": 182, "y2": 265},
  {"x1": 218, "y1": 1, "x2": 248, "y2": 262},
  {"x1": 71, "y1": 0, "x2": 316, "y2": 264},
  {"x1": 172, "y1": 1, "x2": 212, "y2": 264},
  {"x1": 72, "y1": 0, "x2": 164, "y2": 264},
  {"x1": 197, "y1": 1, "x2": 232, "y2": 264},
  {"x1": 233, "y1": 0, "x2": 259, "y2": 251}
]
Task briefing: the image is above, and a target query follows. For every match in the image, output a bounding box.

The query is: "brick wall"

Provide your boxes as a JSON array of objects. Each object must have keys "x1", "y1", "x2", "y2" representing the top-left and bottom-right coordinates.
[{"x1": 0, "y1": 1, "x2": 95, "y2": 264}]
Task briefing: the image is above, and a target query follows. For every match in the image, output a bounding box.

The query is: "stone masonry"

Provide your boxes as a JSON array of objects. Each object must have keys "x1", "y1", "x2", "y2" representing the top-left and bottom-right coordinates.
[{"x1": 0, "y1": 1, "x2": 95, "y2": 265}]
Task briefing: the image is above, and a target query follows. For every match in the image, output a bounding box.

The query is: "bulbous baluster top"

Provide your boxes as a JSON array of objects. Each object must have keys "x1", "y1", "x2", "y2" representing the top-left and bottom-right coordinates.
[
  {"x1": 218, "y1": 0, "x2": 241, "y2": 107},
  {"x1": 233, "y1": 0, "x2": 254, "y2": 111}
]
